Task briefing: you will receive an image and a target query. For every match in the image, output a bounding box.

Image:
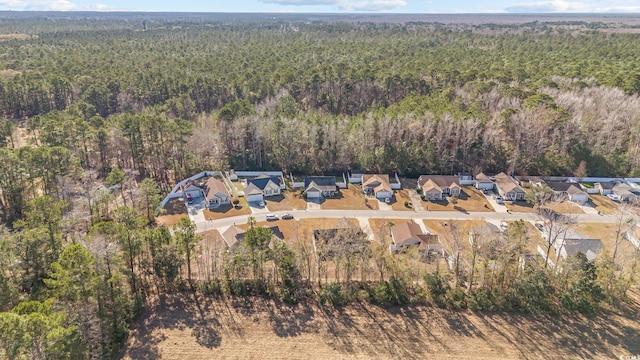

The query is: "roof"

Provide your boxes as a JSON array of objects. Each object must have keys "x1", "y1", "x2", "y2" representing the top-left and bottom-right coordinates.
[
  {"x1": 613, "y1": 183, "x2": 640, "y2": 198},
  {"x1": 566, "y1": 184, "x2": 587, "y2": 196},
  {"x1": 390, "y1": 221, "x2": 437, "y2": 246},
  {"x1": 596, "y1": 181, "x2": 615, "y2": 190},
  {"x1": 247, "y1": 174, "x2": 281, "y2": 191},
  {"x1": 418, "y1": 175, "x2": 460, "y2": 188},
  {"x1": 545, "y1": 181, "x2": 573, "y2": 192},
  {"x1": 244, "y1": 183, "x2": 264, "y2": 196},
  {"x1": 362, "y1": 174, "x2": 392, "y2": 193},
  {"x1": 304, "y1": 176, "x2": 336, "y2": 192},
  {"x1": 475, "y1": 172, "x2": 495, "y2": 181},
  {"x1": 561, "y1": 238, "x2": 604, "y2": 261},
  {"x1": 221, "y1": 225, "x2": 284, "y2": 248},
  {"x1": 202, "y1": 178, "x2": 230, "y2": 200},
  {"x1": 421, "y1": 179, "x2": 442, "y2": 194},
  {"x1": 494, "y1": 172, "x2": 526, "y2": 194}
]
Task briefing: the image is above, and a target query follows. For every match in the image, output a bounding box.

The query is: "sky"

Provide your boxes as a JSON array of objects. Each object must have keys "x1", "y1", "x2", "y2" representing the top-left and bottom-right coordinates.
[{"x1": 2, "y1": 0, "x2": 640, "y2": 13}]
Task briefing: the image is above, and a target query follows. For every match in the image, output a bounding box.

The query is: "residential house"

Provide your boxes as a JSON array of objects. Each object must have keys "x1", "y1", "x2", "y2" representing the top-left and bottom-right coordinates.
[
  {"x1": 390, "y1": 220, "x2": 438, "y2": 248},
  {"x1": 515, "y1": 176, "x2": 546, "y2": 189},
  {"x1": 418, "y1": 175, "x2": 462, "y2": 201},
  {"x1": 362, "y1": 174, "x2": 393, "y2": 200},
  {"x1": 596, "y1": 181, "x2": 614, "y2": 195},
  {"x1": 555, "y1": 238, "x2": 604, "y2": 262},
  {"x1": 304, "y1": 176, "x2": 337, "y2": 199},
  {"x1": 545, "y1": 181, "x2": 589, "y2": 204},
  {"x1": 182, "y1": 177, "x2": 231, "y2": 209},
  {"x1": 494, "y1": 172, "x2": 526, "y2": 201},
  {"x1": 244, "y1": 174, "x2": 282, "y2": 203},
  {"x1": 613, "y1": 182, "x2": 640, "y2": 203},
  {"x1": 221, "y1": 225, "x2": 284, "y2": 248},
  {"x1": 475, "y1": 172, "x2": 496, "y2": 191},
  {"x1": 457, "y1": 172, "x2": 475, "y2": 186},
  {"x1": 348, "y1": 169, "x2": 365, "y2": 183}
]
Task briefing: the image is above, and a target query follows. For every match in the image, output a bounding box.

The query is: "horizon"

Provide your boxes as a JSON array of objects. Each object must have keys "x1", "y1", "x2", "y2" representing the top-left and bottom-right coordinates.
[{"x1": 2, "y1": 0, "x2": 640, "y2": 14}]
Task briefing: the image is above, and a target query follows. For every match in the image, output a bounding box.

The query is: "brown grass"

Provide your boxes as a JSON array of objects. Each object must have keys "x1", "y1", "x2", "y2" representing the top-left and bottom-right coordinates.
[
  {"x1": 0, "y1": 34, "x2": 32, "y2": 41},
  {"x1": 422, "y1": 187, "x2": 493, "y2": 213},
  {"x1": 390, "y1": 190, "x2": 414, "y2": 211},
  {"x1": 589, "y1": 195, "x2": 619, "y2": 215},
  {"x1": 203, "y1": 198, "x2": 251, "y2": 220},
  {"x1": 156, "y1": 214, "x2": 189, "y2": 227},
  {"x1": 321, "y1": 185, "x2": 379, "y2": 211},
  {"x1": 504, "y1": 200, "x2": 537, "y2": 213},
  {"x1": 545, "y1": 201, "x2": 584, "y2": 214},
  {"x1": 122, "y1": 294, "x2": 640, "y2": 360},
  {"x1": 266, "y1": 191, "x2": 307, "y2": 212}
]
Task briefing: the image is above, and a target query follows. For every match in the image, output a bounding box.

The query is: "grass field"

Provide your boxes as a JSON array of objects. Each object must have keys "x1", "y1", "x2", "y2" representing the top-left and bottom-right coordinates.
[
  {"x1": 423, "y1": 187, "x2": 493, "y2": 213},
  {"x1": 589, "y1": 195, "x2": 620, "y2": 215},
  {"x1": 321, "y1": 185, "x2": 379, "y2": 211},
  {"x1": 203, "y1": 198, "x2": 251, "y2": 220},
  {"x1": 122, "y1": 292, "x2": 640, "y2": 360},
  {"x1": 390, "y1": 190, "x2": 414, "y2": 211}
]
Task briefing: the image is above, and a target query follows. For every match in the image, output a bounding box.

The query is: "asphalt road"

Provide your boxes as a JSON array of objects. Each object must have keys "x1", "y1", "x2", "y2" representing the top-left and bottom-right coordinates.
[{"x1": 195, "y1": 208, "x2": 615, "y2": 233}]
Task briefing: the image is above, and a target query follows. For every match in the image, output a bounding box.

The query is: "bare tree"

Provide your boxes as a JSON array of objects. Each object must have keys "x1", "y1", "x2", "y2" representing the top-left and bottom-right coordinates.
[{"x1": 612, "y1": 204, "x2": 638, "y2": 263}]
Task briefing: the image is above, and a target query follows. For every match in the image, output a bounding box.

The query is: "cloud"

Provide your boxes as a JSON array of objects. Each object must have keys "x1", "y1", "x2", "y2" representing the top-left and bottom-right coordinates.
[
  {"x1": 259, "y1": 0, "x2": 407, "y2": 11},
  {"x1": 0, "y1": 0, "x2": 112, "y2": 11},
  {"x1": 505, "y1": 0, "x2": 640, "y2": 12}
]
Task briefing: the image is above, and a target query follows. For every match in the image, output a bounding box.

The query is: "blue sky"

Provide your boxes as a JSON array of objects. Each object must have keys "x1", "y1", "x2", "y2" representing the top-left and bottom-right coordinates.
[{"x1": 2, "y1": 0, "x2": 640, "y2": 13}]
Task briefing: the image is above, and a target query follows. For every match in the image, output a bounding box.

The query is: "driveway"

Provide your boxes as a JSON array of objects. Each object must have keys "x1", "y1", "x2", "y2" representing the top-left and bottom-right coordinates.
[
  {"x1": 377, "y1": 199, "x2": 393, "y2": 211},
  {"x1": 407, "y1": 190, "x2": 425, "y2": 211},
  {"x1": 248, "y1": 201, "x2": 270, "y2": 214},
  {"x1": 579, "y1": 202, "x2": 600, "y2": 215},
  {"x1": 186, "y1": 199, "x2": 207, "y2": 225},
  {"x1": 484, "y1": 191, "x2": 508, "y2": 213},
  {"x1": 357, "y1": 217, "x2": 375, "y2": 240},
  {"x1": 306, "y1": 199, "x2": 322, "y2": 210}
]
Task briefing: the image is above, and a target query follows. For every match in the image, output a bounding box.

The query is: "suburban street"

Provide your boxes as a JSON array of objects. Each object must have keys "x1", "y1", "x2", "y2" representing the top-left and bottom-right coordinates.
[{"x1": 194, "y1": 207, "x2": 617, "y2": 234}]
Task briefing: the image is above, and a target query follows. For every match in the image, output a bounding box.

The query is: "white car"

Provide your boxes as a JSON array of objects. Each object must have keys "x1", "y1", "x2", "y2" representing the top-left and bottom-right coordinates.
[{"x1": 266, "y1": 214, "x2": 279, "y2": 221}]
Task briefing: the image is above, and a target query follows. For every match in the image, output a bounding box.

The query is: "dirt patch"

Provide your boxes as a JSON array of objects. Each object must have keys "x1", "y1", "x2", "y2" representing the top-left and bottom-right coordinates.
[
  {"x1": 321, "y1": 185, "x2": 379, "y2": 211},
  {"x1": 203, "y1": 198, "x2": 252, "y2": 220},
  {"x1": 390, "y1": 190, "x2": 414, "y2": 211},
  {"x1": 122, "y1": 294, "x2": 640, "y2": 360}
]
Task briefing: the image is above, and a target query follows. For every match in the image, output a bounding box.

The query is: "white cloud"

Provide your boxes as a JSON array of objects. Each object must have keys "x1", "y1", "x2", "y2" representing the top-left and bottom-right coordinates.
[
  {"x1": 0, "y1": 0, "x2": 112, "y2": 11},
  {"x1": 260, "y1": 0, "x2": 407, "y2": 11},
  {"x1": 505, "y1": 0, "x2": 640, "y2": 12}
]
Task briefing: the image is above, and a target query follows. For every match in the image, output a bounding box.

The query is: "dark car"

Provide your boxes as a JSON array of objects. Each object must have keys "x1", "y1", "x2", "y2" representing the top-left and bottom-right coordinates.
[
  {"x1": 281, "y1": 213, "x2": 294, "y2": 220},
  {"x1": 534, "y1": 223, "x2": 544, "y2": 232}
]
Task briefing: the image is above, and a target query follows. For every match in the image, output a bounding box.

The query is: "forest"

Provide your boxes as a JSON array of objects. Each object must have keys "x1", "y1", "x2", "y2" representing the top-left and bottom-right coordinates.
[{"x1": 1, "y1": 14, "x2": 640, "y2": 359}]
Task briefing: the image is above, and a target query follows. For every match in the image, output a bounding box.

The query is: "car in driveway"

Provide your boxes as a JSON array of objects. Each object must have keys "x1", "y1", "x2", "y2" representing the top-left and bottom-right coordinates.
[
  {"x1": 494, "y1": 196, "x2": 504, "y2": 205},
  {"x1": 266, "y1": 214, "x2": 279, "y2": 221},
  {"x1": 534, "y1": 223, "x2": 544, "y2": 232},
  {"x1": 281, "y1": 213, "x2": 294, "y2": 220}
]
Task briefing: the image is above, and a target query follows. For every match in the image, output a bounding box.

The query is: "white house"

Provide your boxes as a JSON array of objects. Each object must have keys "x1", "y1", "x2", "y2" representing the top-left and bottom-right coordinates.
[
  {"x1": 475, "y1": 172, "x2": 495, "y2": 191},
  {"x1": 304, "y1": 176, "x2": 337, "y2": 199}
]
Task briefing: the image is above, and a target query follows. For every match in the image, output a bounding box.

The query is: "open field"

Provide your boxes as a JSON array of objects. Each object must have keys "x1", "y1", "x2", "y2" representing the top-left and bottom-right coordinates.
[
  {"x1": 423, "y1": 187, "x2": 493, "y2": 213},
  {"x1": 321, "y1": 185, "x2": 379, "y2": 211},
  {"x1": 122, "y1": 292, "x2": 640, "y2": 360},
  {"x1": 203, "y1": 198, "x2": 251, "y2": 220},
  {"x1": 589, "y1": 195, "x2": 620, "y2": 215},
  {"x1": 266, "y1": 191, "x2": 307, "y2": 212},
  {"x1": 390, "y1": 190, "x2": 414, "y2": 211}
]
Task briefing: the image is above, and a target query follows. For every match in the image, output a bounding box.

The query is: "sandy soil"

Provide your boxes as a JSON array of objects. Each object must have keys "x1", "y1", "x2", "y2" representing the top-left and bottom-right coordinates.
[{"x1": 121, "y1": 292, "x2": 640, "y2": 360}]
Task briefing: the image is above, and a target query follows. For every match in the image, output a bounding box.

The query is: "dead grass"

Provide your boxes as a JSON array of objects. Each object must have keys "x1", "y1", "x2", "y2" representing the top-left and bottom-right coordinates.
[
  {"x1": 390, "y1": 190, "x2": 414, "y2": 211},
  {"x1": 589, "y1": 195, "x2": 619, "y2": 215},
  {"x1": 203, "y1": 198, "x2": 251, "y2": 220},
  {"x1": 504, "y1": 200, "x2": 537, "y2": 213},
  {"x1": 423, "y1": 219, "x2": 490, "y2": 237},
  {"x1": 545, "y1": 201, "x2": 585, "y2": 214},
  {"x1": 422, "y1": 187, "x2": 493, "y2": 213},
  {"x1": 266, "y1": 191, "x2": 307, "y2": 212},
  {"x1": 122, "y1": 294, "x2": 640, "y2": 360},
  {"x1": 0, "y1": 34, "x2": 32, "y2": 41},
  {"x1": 156, "y1": 214, "x2": 189, "y2": 227},
  {"x1": 321, "y1": 185, "x2": 379, "y2": 211}
]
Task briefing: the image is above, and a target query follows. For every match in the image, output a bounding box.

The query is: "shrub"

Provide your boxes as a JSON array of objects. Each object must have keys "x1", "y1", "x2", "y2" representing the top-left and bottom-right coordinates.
[
  {"x1": 227, "y1": 279, "x2": 248, "y2": 296},
  {"x1": 404, "y1": 200, "x2": 411, "y2": 208},
  {"x1": 201, "y1": 280, "x2": 223, "y2": 296},
  {"x1": 369, "y1": 277, "x2": 409, "y2": 307},
  {"x1": 318, "y1": 283, "x2": 347, "y2": 306},
  {"x1": 424, "y1": 272, "x2": 451, "y2": 308}
]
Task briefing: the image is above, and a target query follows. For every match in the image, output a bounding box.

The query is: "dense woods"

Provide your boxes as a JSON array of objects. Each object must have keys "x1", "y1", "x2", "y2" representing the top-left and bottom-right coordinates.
[{"x1": 1, "y1": 14, "x2": 640, "y2": 359}]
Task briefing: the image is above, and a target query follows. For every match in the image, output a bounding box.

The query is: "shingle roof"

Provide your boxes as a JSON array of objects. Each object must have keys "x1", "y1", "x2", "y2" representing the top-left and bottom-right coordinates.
[
  {"x1": 561, "y1": 238, "x2": 604, "y2": 261},
  {"x1": 391, "y1": 221, "x2": 438, "y2": 246},
  {"x1": 202, "y1": 178, "x2": 229, "y2": 200},
  {"x1": 362, "y1": 174, "x2": 392, "y2": 193},
  {"x1": 494, "y1": 172, "x2": 526, "y2": 194},
  {"x1": 221, "y1": 225, "x2": 284, "y2": 248},
  {"x1": 597, "y1": 181, "x2": 614, "y2": 190},
  {"x1": 545, "y1": 181, "x2": 573, "y2": 192},
  {"x1": 247, "y1": 174, "x2": 281, "y2": 191},
  {"x1": 304, "y1": 176, "x2": 336, "y2": 192},
  {"x1": 418, "y1": 175, "x2": 460, "y2": 188}
]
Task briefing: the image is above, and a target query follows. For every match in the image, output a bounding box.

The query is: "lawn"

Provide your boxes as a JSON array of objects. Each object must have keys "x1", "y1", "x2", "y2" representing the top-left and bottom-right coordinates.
[
  {"x1": 156, "y1": 197, "x2": 189, "y2": 227},
  {"x1": 265, "y1": 191, "x2": 307, "y2": 211},
  {"x1": 422, "y1": 187, "x2": 493, "y2": 213},
  {"x1": 390, "y1": 190, "x2": 415, "y2": 211},
  {"x1": 321, "y1": 185, "x2": 379, "y2": 211},
  {"x1": 203, "y1": 197, "x2": 251, "y2": 220},
  {"x1": 504, "y1": 200, "x2": 537, "y2": 213},
  {"x1": 589, "y1": 195, "x2": 620, "y2": 214},
  {"x1": 544, "y1": 201, "x2": 585, "y2": 214}
]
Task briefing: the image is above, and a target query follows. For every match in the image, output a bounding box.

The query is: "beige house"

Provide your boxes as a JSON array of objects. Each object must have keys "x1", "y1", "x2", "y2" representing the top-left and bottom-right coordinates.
[
  {"x1": 418, "y1": 175, "x2": 462, "y2": 201},
  {"x1": 362, "y1": 174, "x2": 393, "y2": 200}
]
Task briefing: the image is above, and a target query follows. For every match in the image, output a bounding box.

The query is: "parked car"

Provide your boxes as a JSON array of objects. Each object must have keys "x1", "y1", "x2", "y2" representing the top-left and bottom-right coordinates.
[
  {"x1": 494, "y1": 196, "x2": 503, "y2": 204},
  {"x1": 281, "y1": 213, "x2": 294, "y2": 220},
  {"x1": 607, "y1": 194, "x2": 620, "y2": 202},
  {"x1": 384, "y1": 198, "x2": 391, "y2": 204},
  {"x1": 534, "y1": 223, "x2": 544, "y2": 232},
  {"x1": 266, "y1": 214, "x2": 279, "y2": 221}
]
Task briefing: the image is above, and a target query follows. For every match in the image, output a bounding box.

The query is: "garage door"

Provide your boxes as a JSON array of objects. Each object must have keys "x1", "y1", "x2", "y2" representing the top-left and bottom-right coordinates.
[
  {"x1": 306, "y1": 190, "x2": 321, "y2": 198},
  {"x1": 246, "y1": 193, "x2": 264, "y2": 203},
  {"x1": 376, "y1": 191, "x2": 392, "y2": 200}
]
